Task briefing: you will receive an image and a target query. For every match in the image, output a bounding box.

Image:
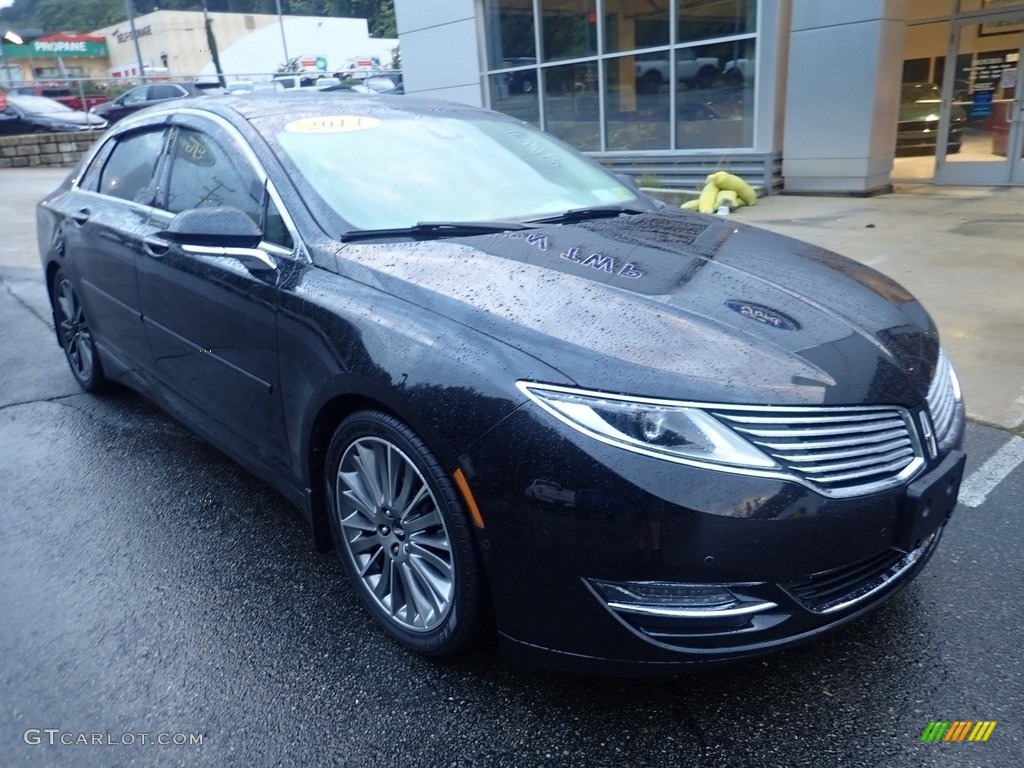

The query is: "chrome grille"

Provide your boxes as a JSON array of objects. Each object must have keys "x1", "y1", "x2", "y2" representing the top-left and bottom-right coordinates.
[
  {"x1": 926, "y1": 351, "x2": 960, "y2": 450},
  {"x1": 783, "y1": 534, "x2": 937, "y2": 614},
  {"x1": 711, "y1": 405, "x2": 922, "y2": 496}
]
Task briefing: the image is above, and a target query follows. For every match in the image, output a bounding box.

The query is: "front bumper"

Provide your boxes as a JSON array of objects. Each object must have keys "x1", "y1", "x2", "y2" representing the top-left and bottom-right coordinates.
[{"x1": 465, "y1": 407, "x2": 964, "y2": 675}]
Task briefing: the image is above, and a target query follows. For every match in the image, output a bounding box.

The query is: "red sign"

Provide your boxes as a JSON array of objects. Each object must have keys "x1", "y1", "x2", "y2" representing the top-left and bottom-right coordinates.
[
  {"x1": 0, "y1": 90, "x2": 7, "y2": 111},
  {"x1": 38, "y1": 33, "x2": 106, "y2": 43}
]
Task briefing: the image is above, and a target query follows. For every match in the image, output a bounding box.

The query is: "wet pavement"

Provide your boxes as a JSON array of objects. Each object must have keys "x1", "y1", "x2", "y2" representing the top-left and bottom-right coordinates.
[{"x1": 2, "y1": 169, "x2": 1022, "y2": 767}]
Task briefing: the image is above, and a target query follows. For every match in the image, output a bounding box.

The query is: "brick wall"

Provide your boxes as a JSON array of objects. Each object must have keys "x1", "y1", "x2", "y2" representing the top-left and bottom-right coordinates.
[{"x1": 0, "y1": 131, "x2": 104, "y2": 169}]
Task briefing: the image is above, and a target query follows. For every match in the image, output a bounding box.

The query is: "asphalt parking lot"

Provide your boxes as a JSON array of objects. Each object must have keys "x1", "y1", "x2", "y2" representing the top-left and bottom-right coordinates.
[{"x1": 2, "y1": 169, "x2": 1022, "y2": 767}]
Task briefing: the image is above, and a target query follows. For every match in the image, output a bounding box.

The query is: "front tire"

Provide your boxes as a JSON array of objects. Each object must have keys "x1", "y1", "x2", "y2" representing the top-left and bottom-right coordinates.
[
  {"x1": 325, "y1": 411, "x2": 486, "y2": 656},
  {"x1": 52, "y1": 269, "x2": 106, "y2": 392}
]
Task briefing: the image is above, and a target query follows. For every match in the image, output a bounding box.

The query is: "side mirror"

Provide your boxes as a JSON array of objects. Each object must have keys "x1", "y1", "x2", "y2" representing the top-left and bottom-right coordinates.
[
  {"x1": 155, "y1": 206, "x2": 276, "y2": 271},
  {"x1": 160, "y1": 206, "x2": 262, "y2": 248}
]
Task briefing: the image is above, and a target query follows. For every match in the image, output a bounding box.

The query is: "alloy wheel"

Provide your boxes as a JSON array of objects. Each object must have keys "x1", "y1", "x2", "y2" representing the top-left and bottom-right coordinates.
[
  {"x1": 55, "y1": 278, "x2": 95, "y2": 383},
  {"x1": 334, "y1": 436, "x2": 455, "y2": 633}
]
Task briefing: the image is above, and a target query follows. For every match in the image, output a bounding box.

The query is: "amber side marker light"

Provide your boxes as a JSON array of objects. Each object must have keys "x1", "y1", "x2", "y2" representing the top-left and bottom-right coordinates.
[{"x1": 453, "y1": 468, "x2": 485, "y2": 528}]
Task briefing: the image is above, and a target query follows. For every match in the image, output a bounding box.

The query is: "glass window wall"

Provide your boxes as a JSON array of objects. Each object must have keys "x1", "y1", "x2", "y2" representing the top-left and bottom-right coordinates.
[{"x1": 485, "y1": 0, "x2": 759, "y2": 153}]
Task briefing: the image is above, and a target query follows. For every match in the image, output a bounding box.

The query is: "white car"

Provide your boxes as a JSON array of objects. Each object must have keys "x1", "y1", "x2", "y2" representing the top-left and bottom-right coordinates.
[{"x1": 635, "y1": 49, "x2": 720, "y2": 93}]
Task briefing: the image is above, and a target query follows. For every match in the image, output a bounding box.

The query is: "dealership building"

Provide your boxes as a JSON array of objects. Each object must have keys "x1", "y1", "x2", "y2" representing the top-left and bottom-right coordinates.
[{"x1": 393, "y1": 0, "x2": 1024, "y2": 193}]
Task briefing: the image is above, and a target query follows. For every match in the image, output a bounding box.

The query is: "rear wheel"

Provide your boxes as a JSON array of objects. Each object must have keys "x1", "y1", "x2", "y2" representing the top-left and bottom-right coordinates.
[
  {"x1": 325, "y1": 411, "x2": 487, "y2": 656},
  {"x1": 695, "y1": 66, "x2": 717, "y2": 90},
  {"x1": 639, "y1": 70, "x2": 663, "y2": 94},
  {"x1": 52, "y1": 270, "x2": 106, "y2": 392}
]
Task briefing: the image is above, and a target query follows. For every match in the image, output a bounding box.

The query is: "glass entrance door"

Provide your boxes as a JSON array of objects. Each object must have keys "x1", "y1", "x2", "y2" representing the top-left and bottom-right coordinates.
[{"x1": 936, "y1": 11, "x2": 1024, "y2": 184}]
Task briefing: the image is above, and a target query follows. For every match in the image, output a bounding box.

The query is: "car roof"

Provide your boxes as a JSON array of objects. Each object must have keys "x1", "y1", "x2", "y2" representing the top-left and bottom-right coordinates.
[{"x1": 161, "y1": 92, "x2": 501, "y2": 125}]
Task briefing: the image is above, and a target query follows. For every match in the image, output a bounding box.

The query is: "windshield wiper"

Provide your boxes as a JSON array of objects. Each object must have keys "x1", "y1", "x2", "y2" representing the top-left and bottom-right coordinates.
[
  {"x1": 527, "y1": 205, "x2": 648, "y2": 225},
  {"x1": 340, "y1": 220, "x2": 535, "y2": 242}
]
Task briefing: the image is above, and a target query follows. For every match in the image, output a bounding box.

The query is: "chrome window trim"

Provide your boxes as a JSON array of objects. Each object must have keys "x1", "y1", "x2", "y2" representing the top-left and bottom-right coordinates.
[{"x1": 70, "y1": 108, "x2": 310, "y2": 264}]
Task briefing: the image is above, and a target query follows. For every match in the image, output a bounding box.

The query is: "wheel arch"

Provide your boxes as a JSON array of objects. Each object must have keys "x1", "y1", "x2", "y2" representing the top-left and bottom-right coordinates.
[
  {"x1": 44, "y1": 259, "x2": 61, "y2": 299},
  {"x1": 302, "y1": 383, "x2": 464, "y2": 553}
]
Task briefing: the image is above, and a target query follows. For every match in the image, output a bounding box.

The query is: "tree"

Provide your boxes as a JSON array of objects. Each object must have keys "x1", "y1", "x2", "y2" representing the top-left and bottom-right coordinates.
[
  {"x1": 31, "y1": 0, "x2": 123, "y2": 32},
  {"x1": 373, "y1": 0, "x2": 395, "y2": 39}
]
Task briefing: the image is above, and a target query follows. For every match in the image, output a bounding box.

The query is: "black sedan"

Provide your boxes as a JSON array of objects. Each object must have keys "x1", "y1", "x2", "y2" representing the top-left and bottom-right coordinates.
[
  {"x1": 37, "y1": 95, "x2": 966, "y2": 675},
  {"x1": 0, "y1": 94, "x2": 107, "y2": 135},
  {"x1": 89, "y1": 81, "x2": 219, "y2": 124}
]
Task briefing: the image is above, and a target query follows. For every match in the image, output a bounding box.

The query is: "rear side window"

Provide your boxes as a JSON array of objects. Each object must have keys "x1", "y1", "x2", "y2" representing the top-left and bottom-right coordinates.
[
  {"x1": 98, "y1": 129, "x2": 167, "y2": 204},
  {"x1": 78, "y1": 140, "x2": 117, "y2": 192},
  {"x1": 150, "y1": 84, "x2": 186, "y2": 101}
]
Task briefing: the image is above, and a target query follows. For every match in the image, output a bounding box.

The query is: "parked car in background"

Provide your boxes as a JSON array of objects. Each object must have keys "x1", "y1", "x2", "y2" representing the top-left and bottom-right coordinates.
[
  {"x1": 358, "y1": 73, "x2": 403, "y2": 94},
  {"x1": 723, "y1": 58, "x2": 753, "y2": 88},
  {"x1": 503, "y1": 57, "x2": 538, "y2": 94},
  {"x1": 335, "y1": 56, "x2": 383, "y2": 80},
  {"x1": 635, "y1": 49, "x2": 720, "y2": 93},
  {"x1": 225, "y1": 81, "x2": 255, "y2": 95},
  {"x1": 273, "y1": 76, "x2": 343, "y2": 92},
  {"x1": 896, "y1": 83, "x2": 966, "y2": 156},
  {"x1": 90, "y1": 82, "x2": 221, "y2": 124},
  {"x1": 0, "y1": 94, "x2": 107, "y2": 135},
  {"x1": 8, "y1": 83, "x2": 109, "y2": 112},
  {"x1": 37, "y1": 95, "x2": 965, "y2": 676}
]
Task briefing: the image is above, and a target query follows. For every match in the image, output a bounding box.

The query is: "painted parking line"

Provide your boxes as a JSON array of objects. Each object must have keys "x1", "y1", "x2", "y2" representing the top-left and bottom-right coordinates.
[{"x1": 958, "y1": 435, "x2": 1024, "y2": 508}]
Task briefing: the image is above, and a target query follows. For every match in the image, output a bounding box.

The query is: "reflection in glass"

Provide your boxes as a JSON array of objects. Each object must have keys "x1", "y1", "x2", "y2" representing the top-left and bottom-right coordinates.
[
  {"x1": 541, "y1": 0, "x2": 598, "y2": 62},
  {"x1": 958, "y1": 0, "x2": 1024, "y2": 13},
  {"x1": 678, "y1": 0, "x2": 755, "y2": 44},
  {"x1": 893, "y1": 21, "x2": 950, "y2": 181},
  {"x1": 896, "y1": 83, "x2": 963, "y2": 157},
  {"x1": 483, "y1": 1, "x2": 759, "y2": 153},
  {"x1": 483, "y1": 0, "x2": 536, "y2": 69},
  {"x1": 676, "y1": 41, "x2": 755, "y2": 149},
  {"x1": 606, "y1": 54, "x2": 670, "y2": 150},
  {"x1": 603, "y1": 0, "x2": 670, "y2": 54},
  {"x1": 488, "y1": 72, "x2": 541, "y2": 126},
  {"x1": 947, "y1": 35, "x2": 1021, "y2": 163},
  {"x1": 543, "y1": 62, "x2": 601, "y2": 150}
]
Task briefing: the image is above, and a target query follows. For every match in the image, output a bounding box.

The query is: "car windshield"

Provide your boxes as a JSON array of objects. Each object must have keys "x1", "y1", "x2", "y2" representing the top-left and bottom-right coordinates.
[
  {"x1": 901, "y1": 84, "x2": 942, "y2": 104},
  {"x1": 9, "y1": 95, "x2": 75, "y2": 114},
  {"x1": 265, "y1": 110, "x2": 638, "y2": 231}
]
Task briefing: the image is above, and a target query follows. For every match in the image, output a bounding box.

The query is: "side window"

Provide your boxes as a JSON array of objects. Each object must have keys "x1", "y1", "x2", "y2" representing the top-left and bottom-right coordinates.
[
  {"x1": 150, "y1": 84, "x2": 186, "y2": 101},
  {"x1": 120, "y1": 87, "x2": 148, "y2": 105},
  {"x1": 98, "y1": 129, "x2": 167, "y2": 204},
  {"x1": 78, "y1": 140, "x2": 117, "y2": 192},
  {"x1": 264, "y1": 195, "x2": 294, "y2": 250},
  {"x1": 165, "y1": 128, "x2": 261, "y2": 225}
]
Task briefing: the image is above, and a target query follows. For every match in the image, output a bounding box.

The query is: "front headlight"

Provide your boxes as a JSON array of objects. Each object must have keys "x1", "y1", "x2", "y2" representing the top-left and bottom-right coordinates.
[{"x1": 517, "y1": 382, "x2": 777, "y2": 470}]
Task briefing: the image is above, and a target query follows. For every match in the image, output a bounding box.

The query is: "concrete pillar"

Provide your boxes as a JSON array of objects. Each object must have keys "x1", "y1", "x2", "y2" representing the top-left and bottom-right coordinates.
[
  {"x1": 394, "y1": 0, "x2": 483, "y2": 106},
  {"x1": 782, "y1": 0, "x2": 908, "y2": 194}
]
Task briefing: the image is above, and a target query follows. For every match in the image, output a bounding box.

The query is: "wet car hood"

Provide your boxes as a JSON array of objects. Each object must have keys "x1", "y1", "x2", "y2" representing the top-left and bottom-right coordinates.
[{"x1": 334, "y1": 210, "x2": 939, "y2": 407}]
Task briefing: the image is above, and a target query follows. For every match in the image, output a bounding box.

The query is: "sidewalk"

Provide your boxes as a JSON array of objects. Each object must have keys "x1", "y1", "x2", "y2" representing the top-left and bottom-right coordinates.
[
  {"x1": 3, "y1": 168, "x2": 1022, "y2": 432},
  {"x1": 732, "y1": 184, "x2": 1024, "y2": 432}
]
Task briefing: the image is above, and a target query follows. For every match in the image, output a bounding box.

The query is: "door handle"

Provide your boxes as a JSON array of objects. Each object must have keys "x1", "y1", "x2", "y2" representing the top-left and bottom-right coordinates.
[
  {"x1": 71, "y1": 209, "x2": 90, "y2": 225},
  {"x1": 143, "y1": 234, "x2": 170, "y2": 257}
]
